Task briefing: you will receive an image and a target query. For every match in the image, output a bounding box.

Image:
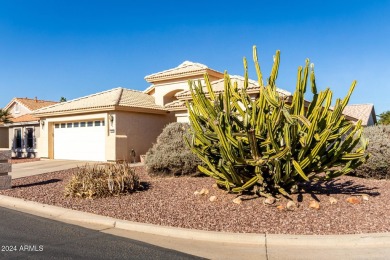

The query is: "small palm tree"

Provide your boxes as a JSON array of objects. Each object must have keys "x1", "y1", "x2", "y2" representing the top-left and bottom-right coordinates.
[
  {"x1": 378, "y1": 110, "x2": 390, "y2": 125},
  {"x1": 0, "y1": 109, "x2": 12, "y2": 124}
]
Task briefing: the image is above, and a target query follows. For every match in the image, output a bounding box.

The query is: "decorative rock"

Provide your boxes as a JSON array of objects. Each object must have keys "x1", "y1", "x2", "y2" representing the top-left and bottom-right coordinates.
[
  {"x1": 209, "y1": 196, "x2": 217, "y2": 202},
  {"x1": 0, "y1": 175, "x2": 11, "y2": 190},
  {"x1": 199, "y1": 188, "x2": 209, "y2": 195},
  {"x1": 194, "y1": 191, "x2": 200, "y2": 196},
  {"x1": 263, "y1": 197, "x2": 276, "y2": 205},
  {"x1": 232, "y1": 197, "x2": 242, "y2": 204},
  {"x1": 346, "y1": 197, "x2": 361, "y2": 204},
  {"x1": 0, "y1": 149, "x2": 11, "y2": 190},
  {"x1": 0, "y1": 149, "x2": 11, "y2": 161},
  {"x1": 362, "y1": 195, "x2": 369, "y2": 201},
  {"x1": 276, "y1": 205, "x2": 285, "y2": 210},
  {"x1": 286, "y1": 201, "x2": 297, "y2": 211},
  {"x1": 0, "y1": 163, "x2": 12, "y2": 173},
  {"x1": 309, "y1": 200, "x2": 320, "y2": 210},
  {"x1": 329, "y1": 197, "x2": 338, "y2": 205},
  {"x1": 212, "y1": 183, "x2": 218, "y2": 189}
]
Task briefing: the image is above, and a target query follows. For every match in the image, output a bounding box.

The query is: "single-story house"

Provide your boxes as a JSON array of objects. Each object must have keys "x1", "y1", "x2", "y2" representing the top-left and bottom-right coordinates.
[
  {"x1": 33, "y1": 88, "x2": 174, "y2": 162},
  {"x1": 2, "y1": 61, "x2": 376, "y2": 162},
  {"x1": 2, "y1": 97, "x2": 57, "y2": 157}
]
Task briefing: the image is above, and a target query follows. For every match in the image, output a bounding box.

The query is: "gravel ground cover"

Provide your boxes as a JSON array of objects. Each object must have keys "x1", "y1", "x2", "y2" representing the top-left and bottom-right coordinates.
[{"x1": 1, "y1": 166, "x2": 389, "y2": 235}]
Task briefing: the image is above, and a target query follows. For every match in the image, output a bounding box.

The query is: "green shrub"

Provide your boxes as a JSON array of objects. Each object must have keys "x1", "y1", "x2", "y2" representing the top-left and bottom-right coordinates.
[
  {"x1": 186, "y1": 46, "x2": 369, "y2": 198},
  {"x1": 145, "y1": 122, "x2": 202, "y2": 176},
  {"x1": 352, "y1": 125, "x2": 390, "y2": 179},
  {"x1": 65, "y1": 163, "x2": 140, "y2": 198}
]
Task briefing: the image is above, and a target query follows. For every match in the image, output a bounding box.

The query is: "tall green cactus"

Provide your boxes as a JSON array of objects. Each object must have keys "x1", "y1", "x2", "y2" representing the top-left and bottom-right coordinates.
[{"x1": 185, "y1": 46, "x2": 369, "y2": 198}]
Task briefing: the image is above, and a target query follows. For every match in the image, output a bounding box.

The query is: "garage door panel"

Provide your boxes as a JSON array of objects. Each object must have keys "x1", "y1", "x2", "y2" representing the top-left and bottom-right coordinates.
[{"x1": 54, "y1": 121, "x2": 105, "y2": 161}]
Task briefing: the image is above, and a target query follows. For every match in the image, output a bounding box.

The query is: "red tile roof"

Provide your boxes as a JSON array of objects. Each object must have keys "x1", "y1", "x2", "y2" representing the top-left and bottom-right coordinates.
[
  {"x1": 15, "y1": 98, "x2": 58, "y2": 111},
  {"x1": 11, "y1": 114, "x2": 39, "y2": 123}
]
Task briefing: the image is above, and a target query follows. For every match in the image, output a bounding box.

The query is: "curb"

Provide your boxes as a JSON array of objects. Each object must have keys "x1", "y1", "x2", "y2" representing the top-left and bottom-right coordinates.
[
  {"x1": 1, "y1": 194, "x2": 389, "y2": 247},
  {"x1": 0, "y1": 195, "x2": 264, "y2": 245}
]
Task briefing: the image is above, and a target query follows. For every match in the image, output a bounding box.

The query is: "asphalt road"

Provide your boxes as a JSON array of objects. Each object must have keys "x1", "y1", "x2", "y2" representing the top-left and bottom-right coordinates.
[{"x1": 0, "y1": 207, "x2": 203, "y2": 260}]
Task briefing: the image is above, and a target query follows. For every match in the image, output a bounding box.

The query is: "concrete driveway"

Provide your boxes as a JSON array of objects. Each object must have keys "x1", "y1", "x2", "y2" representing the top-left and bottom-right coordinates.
[{"x1": 10, "y1": 159, "x2": 93, "y2": 179}]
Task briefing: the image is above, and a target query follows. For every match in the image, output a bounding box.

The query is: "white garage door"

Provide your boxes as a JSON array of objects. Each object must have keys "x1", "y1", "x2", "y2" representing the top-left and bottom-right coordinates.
[{"x1": 54, "y1": 120, "x2": 105, "y2": 161}]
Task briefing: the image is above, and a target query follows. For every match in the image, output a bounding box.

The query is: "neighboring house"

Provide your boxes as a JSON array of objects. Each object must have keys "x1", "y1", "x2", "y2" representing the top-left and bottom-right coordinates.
[
  {"x1": 3, "y1": 97, "x2": 57, "y2": 158},
  {"x1": 342, "y1": 104, "x2": 377, "y2": 126},
  {"x1": 33, "y1": 88, "x2": 173, "y2": 162}
]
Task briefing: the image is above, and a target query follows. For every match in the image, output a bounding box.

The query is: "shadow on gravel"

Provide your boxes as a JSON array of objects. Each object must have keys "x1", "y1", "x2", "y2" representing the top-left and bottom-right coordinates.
[
  {"x1": 12, "y1": 179, "x2": 62, "y2": 189},
  {"x1": 138, "y1": 181, "x2": 151, "y2": 192},
  {"x1": 298, "y1": 179, "x2": 380, "y2": 202}
]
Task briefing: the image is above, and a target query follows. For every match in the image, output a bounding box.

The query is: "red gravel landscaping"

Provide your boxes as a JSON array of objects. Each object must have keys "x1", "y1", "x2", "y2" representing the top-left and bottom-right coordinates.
[{"x1": 1, "y1": 166, "x2": 389, "y2": 235}]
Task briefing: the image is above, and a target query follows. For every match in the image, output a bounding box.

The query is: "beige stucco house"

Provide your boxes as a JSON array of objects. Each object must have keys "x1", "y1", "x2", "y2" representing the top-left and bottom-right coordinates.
[
  {"x1": 143, "y1": 61, "x2": 225, "y2": 122},
  {"x1": 2, "y1": 98, "x2": 57, "y2": 157},
  {"x1": 1, "y1": 60, "x2": 375, "y2": 163},
  {"x1": 33, "y1": 88, "x2": 173, "y2": 162}
]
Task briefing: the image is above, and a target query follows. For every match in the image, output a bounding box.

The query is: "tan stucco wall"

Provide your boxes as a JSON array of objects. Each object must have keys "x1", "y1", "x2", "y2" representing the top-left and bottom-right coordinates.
[
  {"x1": 151, "y1": 74, "x2": 222, "y2": 106},
  {"x1": 0, "y1": 127, "x2": 9, "y2": 148},
  {"x1": 115, "y1": 111, "x2": 174, "y2": 162},
  {"x1": 174, "y1": 112, "x2": 190, "y2": 123},
  {"x1": 8, "y1": 102, "x2": 31, "y2": 117}
]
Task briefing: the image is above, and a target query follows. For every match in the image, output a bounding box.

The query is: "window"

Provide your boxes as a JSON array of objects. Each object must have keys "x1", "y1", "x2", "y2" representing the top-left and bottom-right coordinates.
[
  {"x1": 55, "y1": 124, "x2": 60, "y2": 128},
  {"x1": 94, "y1": 121, "x2": 101, "y2": 126},
  {"x1": 14, "y1": 103, "x2": 20, "y2": 114},
  {"x1": 80, "y1": 122, "x2": 86, "y2": 127},
  {"x1": 74, "y1": 122, "x2": 79, "y2": 127},
  {"x1": 61, "y1": 123, "x2": 66, "y2": 128},
  {"x1": 67, "y1": 123, "x2": 72, "y2": 128},
  {"x1": 26, "y1": 128, "x2": 34, "y2": 149},
  {"x1": 15, "y1": 129, "x2": 22, "y2": 149},
  {"x1": 87, "y1": 121, "x2": 93, "y2": 127}
]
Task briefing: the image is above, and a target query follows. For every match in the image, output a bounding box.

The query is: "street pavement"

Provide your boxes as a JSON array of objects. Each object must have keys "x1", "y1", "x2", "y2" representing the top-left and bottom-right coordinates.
[{"x1": 0, "y1": 207, "x2": 202, "y2": 260}]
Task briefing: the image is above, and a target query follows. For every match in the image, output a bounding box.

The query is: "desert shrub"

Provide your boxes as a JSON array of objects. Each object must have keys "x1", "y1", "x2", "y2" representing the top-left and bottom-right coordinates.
[
  {"x1": 352, "y1": 125, "x2": 390, "y2": 179},
  {"x1": 145, "y1": 122, "x2": 202, "y2": 176},
  {"x1": 186, "y1": 46, "x2": 369, "y2": 198},
  {"x1": 65, "y1": 163, "x2": 140, "y2": 198}
]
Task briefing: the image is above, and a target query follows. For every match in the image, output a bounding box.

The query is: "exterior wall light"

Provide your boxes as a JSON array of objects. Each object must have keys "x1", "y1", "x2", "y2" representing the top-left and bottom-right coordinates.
[{"x1": 109, "y1": 114, "x2": 114, "y2": 126}]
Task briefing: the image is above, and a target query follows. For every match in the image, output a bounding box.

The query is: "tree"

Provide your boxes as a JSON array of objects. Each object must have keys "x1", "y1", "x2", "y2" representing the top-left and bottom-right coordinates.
[
  {"x1": 59, "y1": 97, "x2": 67, "y2": 102},
  {"x1": 378, "y1": 111, "x2": 390, "y2": 125},
  {"x1": 0, "y1": 109, "x2": 12, "y2": 124}
]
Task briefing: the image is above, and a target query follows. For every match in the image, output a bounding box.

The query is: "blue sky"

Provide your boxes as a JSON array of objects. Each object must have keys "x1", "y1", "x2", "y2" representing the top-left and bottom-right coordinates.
[{"x1": 0, "y1": 0, "x2": 389, "y2": 114}]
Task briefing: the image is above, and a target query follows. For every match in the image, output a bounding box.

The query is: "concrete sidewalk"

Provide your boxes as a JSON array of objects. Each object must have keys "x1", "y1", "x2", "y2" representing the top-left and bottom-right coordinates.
[
  {"x1": 11, "y1": 159, "x2": 97, "y2": 179},
  {"x1": 0, "y1": 195, "x2": 389, "y2": 260}
]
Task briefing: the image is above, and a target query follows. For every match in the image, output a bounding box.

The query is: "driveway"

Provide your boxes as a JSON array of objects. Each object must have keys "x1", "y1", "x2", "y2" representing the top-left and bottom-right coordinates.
[{"x1": 10, "y1": 159, "x2": 92, "y2": 179}]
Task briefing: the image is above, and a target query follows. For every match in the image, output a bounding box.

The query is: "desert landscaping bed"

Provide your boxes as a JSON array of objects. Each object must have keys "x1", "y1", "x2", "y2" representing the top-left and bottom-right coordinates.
[{"x1": 1, "y1": 166, "x2": 389, "y2": 235}]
